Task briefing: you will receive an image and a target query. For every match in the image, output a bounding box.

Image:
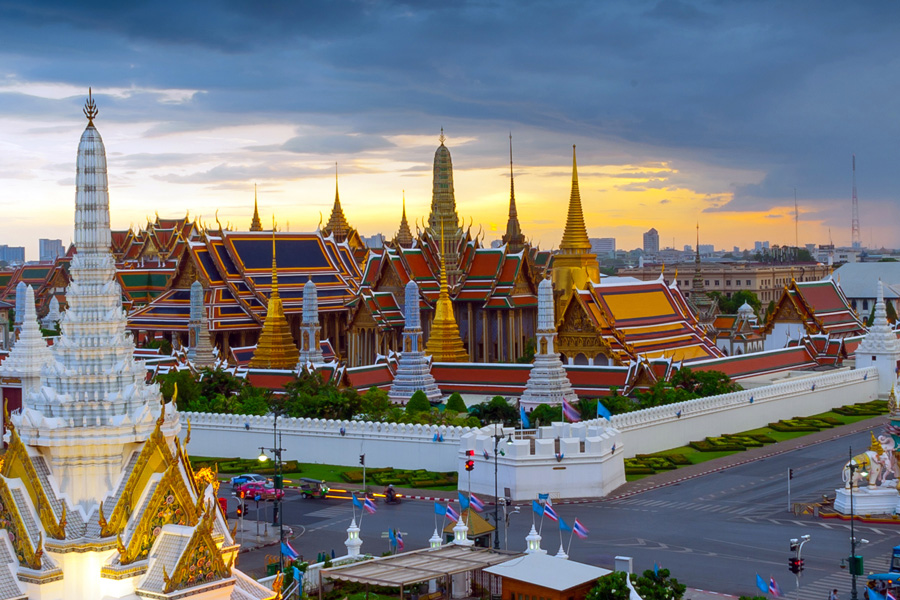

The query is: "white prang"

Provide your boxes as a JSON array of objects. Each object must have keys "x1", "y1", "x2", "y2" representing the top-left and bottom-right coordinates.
[
  {"x1": 388, "y1": 279, "x2": 442, "y2": 404},
  {"x1": 13, "y1": 280, "x2": 25, "y2": 328},
  {"x1": 855, "y1": 280, "x2": 900, "y2": 398},
  {"x1": 519, "y1": 277, "x2": 578, "y2": 411},
  {"x1": 0, "y1": 285, "x2": 53, "y2": 396},
  {"x1": 297, "y1": 277, "x2": 325, "y2": 367},
  {"x1": 13, "y1": 117, "x2": 175, "y2": 510},
  {"x1": 187, "y1": 279, "x2": 216, "y2": 367},
  {"x1": 42, "y1": 295, "x2": 61, "y2": 330}
]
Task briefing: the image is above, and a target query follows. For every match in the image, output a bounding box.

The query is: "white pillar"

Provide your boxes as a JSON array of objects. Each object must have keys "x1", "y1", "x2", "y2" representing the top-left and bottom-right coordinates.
[{"x1": 345, "y1": 518, "x2": 362, "y2": 557}]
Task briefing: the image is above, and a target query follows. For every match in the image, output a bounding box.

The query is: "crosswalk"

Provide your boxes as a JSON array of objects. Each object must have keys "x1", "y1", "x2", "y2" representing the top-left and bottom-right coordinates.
[
  {"x1": 605, "y1": 497, "x2": 774, "y2": 517},
  {"x1": 797, "y1": 556, "x2": 891, "y2": 600}
]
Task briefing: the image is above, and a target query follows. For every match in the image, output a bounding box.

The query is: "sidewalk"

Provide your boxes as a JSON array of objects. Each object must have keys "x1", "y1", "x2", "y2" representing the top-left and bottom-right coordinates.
[{"x1": 232, "y1": 518, "x2": 282, "y2": 553}]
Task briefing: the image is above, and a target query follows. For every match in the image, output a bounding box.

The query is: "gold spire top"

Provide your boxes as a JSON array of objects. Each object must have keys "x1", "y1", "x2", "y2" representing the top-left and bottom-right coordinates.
[
  {"x1": 395, "y1": 190, "x2": 413, "y2": 248},
  {"x1": 249, "y1": 217, "x2": 298, "y2": 369},
  {"x1": 250, "y1": 184, "x2": 263, "y2": 231},
  {"x1": 425, "y1": 221, "x2": 469, "y2": 362},
  {"x1": 558, "y1": 145, "x2": 592, "y2": 254},
  {"x1": 322, "y1": 163, "x2": 353, "y2": 242},
  {"x1": 83, "y1": 87, "x2": 98, "y2": 126},
  {"x1": 439, "y1": 128, "x2": 445, "y2": 145},
  {"x1": 502, "y1": 132, "x2": 525, "y2": 253}
]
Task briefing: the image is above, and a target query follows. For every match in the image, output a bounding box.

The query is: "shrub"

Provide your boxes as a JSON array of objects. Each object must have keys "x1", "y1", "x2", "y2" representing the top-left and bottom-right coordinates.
[
  {"x1": 406, "y1": 391, "x2": 431, "y2": 414},
  {"x1": 445, "y1": 393, "x2": 467, "y2": 413}
]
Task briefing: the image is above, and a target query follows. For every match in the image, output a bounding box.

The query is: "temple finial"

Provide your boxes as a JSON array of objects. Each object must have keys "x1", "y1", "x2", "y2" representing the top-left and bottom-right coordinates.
[
  {"x1": 335, "y1": 162, "x2": 339, "y2": 202},
  {"x1": 439, "y1": 128, "x2": 445, "y2": 145},
  {"x1": 250, "y1": 183, "x2": 262, "y2": 231},
  {"x1": 271, "y1": 215, "x2": 278, "y2": 291},
  {"x1": 83, "y1": 88, "x2": 98, "y2": 126}
]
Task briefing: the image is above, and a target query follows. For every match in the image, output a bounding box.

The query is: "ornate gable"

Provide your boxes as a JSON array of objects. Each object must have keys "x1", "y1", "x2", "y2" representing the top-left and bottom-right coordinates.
[
  {"x1": 161, "y1": 509, "x2": 232, "y2": 594},
  {"x1": 0, "y1": 477, "x2": 43, "y2": 569},
  {"x1": 1, "y1": 426, "x2": 66, "y2": 540}
]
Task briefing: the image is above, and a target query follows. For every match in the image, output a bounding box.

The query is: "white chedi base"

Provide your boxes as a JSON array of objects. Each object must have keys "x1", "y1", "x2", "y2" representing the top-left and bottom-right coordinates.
[{"x1": 833, "y1": 485, "x2": 900, "y2": 515}]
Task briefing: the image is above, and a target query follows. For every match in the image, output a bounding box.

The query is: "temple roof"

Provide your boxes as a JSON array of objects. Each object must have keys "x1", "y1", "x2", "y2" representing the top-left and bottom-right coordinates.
[{"x1": 762, "y1": 277, "x2": 866, "y2": 338}]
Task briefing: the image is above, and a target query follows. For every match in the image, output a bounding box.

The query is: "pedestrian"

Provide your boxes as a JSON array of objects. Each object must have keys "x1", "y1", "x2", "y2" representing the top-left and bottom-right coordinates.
[{"x1": 830, "y1": 589, "x2": 839, "y2": 600}]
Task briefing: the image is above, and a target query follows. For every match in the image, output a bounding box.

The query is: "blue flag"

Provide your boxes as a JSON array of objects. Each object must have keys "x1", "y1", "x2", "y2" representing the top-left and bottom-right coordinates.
[
  {"x1": 293, "y1": 566, "x2": 302, "y2": 585},
  {"x1": 654, "y1": 562, "x2": 659, "y2": 576},
  {"x1": 755, "y1": 574, "x2": 768, "y2": 595},
  {"x1": 352, "y1": 493, "x2": 363, "y2": 509},
  {"x1": 870, "y1": 590, "x2": 886, "y2": 600},
  {"x1": 559, "y1": 517, "x2": 572, "y2": 532},
  {"x1": 434, "y1": 501, "x2": 447, "y2": 516},
  {"x1": 597, "y1": 401, "x2": 612, "y2": 419},
  {"x1": 388, "y1": 528, "x2": 397, "y2": 547},
  {"x1": 458, "y1": 491, "x2": 470, "y2": 510},
  {"x1": 532, "y1": 500, "x2": 544, "y2": 516},
  {"x1": 520, "y1": 405, "x2": 531, "y2": 429}
]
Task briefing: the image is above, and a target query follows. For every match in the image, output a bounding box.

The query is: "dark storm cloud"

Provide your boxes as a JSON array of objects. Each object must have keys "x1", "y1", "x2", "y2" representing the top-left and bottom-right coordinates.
[{"x1": 2, "y1": 0, "x2": 899, "y2": 230}]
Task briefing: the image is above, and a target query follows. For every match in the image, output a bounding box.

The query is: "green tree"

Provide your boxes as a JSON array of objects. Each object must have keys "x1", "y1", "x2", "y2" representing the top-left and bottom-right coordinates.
[
  {"x1": 709, "y1": 290, "x2": 761, "y2": 315},
  {"x1": 360, "y1": 387, "x2": 393, "y2": 420},
  {"x1": 234, "y1": 384, "x2": 272, "y2": 416},
  {"x1": 445, "y1": 392, "x2": 467, "y2": 413},
  {"x1": 469, "y1": 396, "x2": 518, "y2": 426},
  {"x1": 766, "y1": 300, "x2": 776, "y2": 318},
  {"x1": 888, "y1": 300, "x2": 898, "y2": 324},
  {"x1": 198, "y1": 368, "x2": 243, "y2": 400},
  {"x1": 516, "y1": 338, "x2": 536, "y2": 364},
  {"x1": 529, "y1": 403, "x2": 561, "y2": 426},
  {"x1": 671, "y1": 368, "x2": 740, "y2": 397},
  {"x1": 631, "y1": 568, "x2": 686, "y2": 600},
  {"x1": 586, "y1": 572, "x2": 630, "y2": 600},
  {"x1": 155, "y1": 370, "x2": 203, "y2": 410},
  {"x1": 405, "y1": 390, "x2": 431, "y2": 414}
]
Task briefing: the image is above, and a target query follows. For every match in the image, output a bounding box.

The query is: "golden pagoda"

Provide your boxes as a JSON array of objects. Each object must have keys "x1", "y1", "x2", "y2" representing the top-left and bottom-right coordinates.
[
  {"x1": 425, "y1": 226, "x2": 469, "y2": 362},
  {"x1": 394, "y1": 192, "x2": 414, "y2": 248},
  {"x1": 551, "y1": 145, "x2": 600, "y2": 309},
  {"x1": 249, "y1": 222, "x2": 299, "y2": 369},
  {"x1": 249, "y1": 184, "x2": 263, "y2": 232},
  {"x1": 323, "y1": 165, "x2": 353, "y2": 243}
]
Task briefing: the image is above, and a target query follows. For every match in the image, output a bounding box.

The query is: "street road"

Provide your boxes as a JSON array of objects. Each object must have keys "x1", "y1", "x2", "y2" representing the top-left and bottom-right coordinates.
[{"x1": 227, "y1": 427, "x2": 899, "y2": 599}]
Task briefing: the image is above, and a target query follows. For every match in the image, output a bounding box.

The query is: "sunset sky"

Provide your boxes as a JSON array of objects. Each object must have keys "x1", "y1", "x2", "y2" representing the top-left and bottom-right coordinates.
[{"x1": 1, "y1": 1, "x2": 899, "y2": 259}]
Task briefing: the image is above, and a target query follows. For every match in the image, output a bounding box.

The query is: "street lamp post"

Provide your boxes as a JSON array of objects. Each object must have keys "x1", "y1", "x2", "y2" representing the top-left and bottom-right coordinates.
[
  {"x1": 258, "y1": 412, "x2": 286, "y2": 571},
  {"x1": 789, "y1": 534, "x2": 810, "y2": 600},
  {"x1": 846, "y1": 447, "x2": 868, "y2": 600},
  {"x1": 490, "y1": 424, "x2": 513, "y2": 550}
]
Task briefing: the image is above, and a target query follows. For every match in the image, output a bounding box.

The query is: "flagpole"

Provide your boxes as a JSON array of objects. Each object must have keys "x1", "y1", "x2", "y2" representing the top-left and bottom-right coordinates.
[
  {"x1": 558, "y1": 521, "x2": 563, "y2": 552},
  {"x1": 566, "y1": 527, "x2": 575, "y2": 555}
]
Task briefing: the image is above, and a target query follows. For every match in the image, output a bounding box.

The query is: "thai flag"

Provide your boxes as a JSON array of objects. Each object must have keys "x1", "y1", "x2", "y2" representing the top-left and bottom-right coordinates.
[
  {"x1": 543, "y1": 504, "x2": 559, "y2": 522},
  {"x1": 446, "y1": 504, "x2": 460, "y2": 521},
  {"x1": 562, "y1": 400, "x2": 581, "y2": 423},
  {"x1": 886, "y1": 590, "x2": 897, "y2": 600},
  {"x1": 470, "y1": 494, "x2": 485, "y2": 513},
  {"x1": 573, "y1": 519, "x2": 589, "y2": 539},
  {"x1": 282, "y1": 540, "x2": 300, "y2": 560},
  {"x1": 364, "y1": 497, "x2": 377, "y2": 514},
  {"x1": 483, "y1": 448, "x2": 490, "y2": 459},
  {"x1": 396, "y1": 530, "x2": 404, "y2": 551},
  {"x1": 768, "y1": 576, "x2": 782, "y2": 597}
]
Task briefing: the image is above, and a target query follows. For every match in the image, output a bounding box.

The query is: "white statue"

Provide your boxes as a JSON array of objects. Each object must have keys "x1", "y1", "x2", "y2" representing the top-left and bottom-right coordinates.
[{"x1": 842, "y1": 433, "x2": 897, "y2": 489}]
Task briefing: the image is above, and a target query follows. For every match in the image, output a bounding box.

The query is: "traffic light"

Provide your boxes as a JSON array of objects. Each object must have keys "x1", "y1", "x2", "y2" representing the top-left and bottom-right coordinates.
[
  {"x1": 788, "y1": 558, "x2": 800, "y2": 574},
  {"x1": 273, "y1": 474, "x2": 283, "y2": 489},
  {"x1": 236, "y1": 502, "x2": 245, "y2": 517},
  {"x1": 849, "y1": 556, "x2": 864, "y2": 576},
  {"x1": 789, "y1": 468, "x2": 794, "y2": 480},
  {"x1": 465, "y1": 450, "x2": 475, "y2": 471},
  {"x1": 359, "y1": 454, "x2": 365, "y2": 466},
  {"x1": 799, "y1": 558, "x2": 805, "y2": 572}
]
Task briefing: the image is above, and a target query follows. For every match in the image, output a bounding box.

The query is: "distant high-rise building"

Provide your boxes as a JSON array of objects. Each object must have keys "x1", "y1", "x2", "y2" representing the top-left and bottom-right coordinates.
[
  {"x1": 0, "y1": 245, "x2": 25, "y2": 264},
  {"x1": 39, "y1": 238, "x2": 65, "y2": 262},
  {"x1": 643, "y1": 228, "x2": 660, "y2": 254},
  {"x1": 754, "y1": 241, "x2": 770, "y2": 251},
  {"x1": 733, "y1": 246, "x2": 740, "y2": 254},
  {"x1": 699, "y1": 244, "x2": 714, "y2": 255},
  {"x1": 590, "y1": 237, "x2": 616, "y2": 258},
  {"x1": 684, "y1": 244, "x2": 693, "y2": 253}
]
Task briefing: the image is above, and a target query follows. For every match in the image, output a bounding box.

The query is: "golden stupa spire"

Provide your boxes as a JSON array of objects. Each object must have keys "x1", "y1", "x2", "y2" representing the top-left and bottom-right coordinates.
[
  {"x1": 323, "y1": 163, "x2": 352, "y2": 242},
  {"x1": 558, "y1": 145, "x2": 592, "y2": 254},
  {"x1": 425, "y1": 221, "x2": 469, "y2": 362},
  {"x1": 395, "y1": 190, "x2": 413, "y2": 247},
  {"x1": 249, "y1": 183, "x2": 263, "y2": 231},
  {"x1": 249, "y1": 217, "x2": 298, "y2": 369}
]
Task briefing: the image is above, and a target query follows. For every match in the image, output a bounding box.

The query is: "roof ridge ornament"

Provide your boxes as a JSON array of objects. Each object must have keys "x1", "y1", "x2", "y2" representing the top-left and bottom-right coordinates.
[
  {"x1": 83, "y1": 87, "x2": 98, "y2": 126},
  {"x1": 439, "y1": 127, "x2": 445, "y2": 145}
]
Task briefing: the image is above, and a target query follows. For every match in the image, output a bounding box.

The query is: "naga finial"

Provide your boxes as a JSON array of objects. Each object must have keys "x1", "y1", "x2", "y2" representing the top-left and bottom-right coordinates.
[{"x1": 84, "y1": 88, "x2": 98, "y2": 125}]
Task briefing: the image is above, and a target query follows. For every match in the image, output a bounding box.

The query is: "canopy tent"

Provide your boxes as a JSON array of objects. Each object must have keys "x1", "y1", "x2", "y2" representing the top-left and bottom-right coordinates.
[{"x1": 319, "y1": 545, "x2": 520, "y2": 599}]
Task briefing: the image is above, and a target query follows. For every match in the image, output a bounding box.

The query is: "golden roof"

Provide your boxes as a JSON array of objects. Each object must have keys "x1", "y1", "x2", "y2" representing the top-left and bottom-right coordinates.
[
  {"x1": 558, "y1": 145, "x2": 592, "y2": 254},
  {"x1": 249, "y1": 226, "x2": 299, "y2": 369},
  {"x1": 442, "y1": 509, "x2": 495, "y2": 536},
  {"x1": 425, "y1": 226, "x2": 469, "y2": 362},
  {"x1": 250, "y1": 184, "x2": 262, "y2": 232}
]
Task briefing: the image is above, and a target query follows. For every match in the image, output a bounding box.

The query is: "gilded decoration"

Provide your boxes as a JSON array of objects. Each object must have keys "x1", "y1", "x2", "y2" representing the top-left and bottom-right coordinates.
[
  {"x1": 556, "y1": 297, "x2": 618, "y2": 365},
  {"x1": 1, "y1": 427, "x2": 66, "y2": 539},
  {"x1": 102, "y1": 413, "x2": 175, "y2": 538},
  {"x1": 118, "y1": 463, "x2": 198, "y2": 565},
  {"x1": 162, "y1": 509, "x2": 231, "y2": 594},
  {"x1": 0, "y1": 477, "x2": 43, "y2": 569}
]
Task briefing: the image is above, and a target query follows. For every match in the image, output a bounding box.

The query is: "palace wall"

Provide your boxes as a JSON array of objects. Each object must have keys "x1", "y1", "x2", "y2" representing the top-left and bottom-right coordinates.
[
  {"x1": 182, "y1": 367, "x2": 878, "y2": 497},
  {"x1": 180, "y1": 411, "x2": 474, "y2": 472}
]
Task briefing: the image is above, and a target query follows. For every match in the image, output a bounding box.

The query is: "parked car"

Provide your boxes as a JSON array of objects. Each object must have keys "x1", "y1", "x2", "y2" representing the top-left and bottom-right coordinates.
[
  {"x1": 239, "y1": 482, "x2": 285, "y2": 501},
  {"x1": 299, "y1": 478, "x2": 329, "y2": 499},
  {"x1": 230, "y1": 474, "x2": 270, "y2": 490}
]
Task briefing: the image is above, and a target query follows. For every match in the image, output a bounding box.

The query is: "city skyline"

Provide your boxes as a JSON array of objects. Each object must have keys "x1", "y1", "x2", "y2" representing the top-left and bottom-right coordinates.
[{"x1": 1, "y1": 1, "x2": 899, "y2": 257}]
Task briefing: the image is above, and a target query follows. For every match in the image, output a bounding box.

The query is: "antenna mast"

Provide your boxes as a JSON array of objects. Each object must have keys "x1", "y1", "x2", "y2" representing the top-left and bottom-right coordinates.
[
  {"x1": 794, "y1": 188, "x2": 799, "y2": 248},
  {"x1": 851, "y1": 154, "x2": 861, "y2": 249}
]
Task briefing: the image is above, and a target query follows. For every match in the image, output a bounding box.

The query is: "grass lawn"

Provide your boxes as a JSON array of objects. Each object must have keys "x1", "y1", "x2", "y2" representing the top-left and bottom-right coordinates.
[{"x1": 624, "y1": 405, "x2": 886, "y2": 481}]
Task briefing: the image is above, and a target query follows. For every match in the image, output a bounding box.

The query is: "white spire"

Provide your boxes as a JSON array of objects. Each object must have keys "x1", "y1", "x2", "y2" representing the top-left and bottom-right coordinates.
[
  {"x1": 389, "y1": 279, "x2": 442, "y2": 404},
  {"x1": 0, "y1": 285, "x2": 52, "y2": 396},
  {"x1": 42, "y1": 295, "x2": 61, "y2": 329},
  {"x1": 302, "y1": 277, "x2": 319, "y2": 325},
  {"x1": 858, "y1": 280, "x2": 898, "y2": 354},
  {"x1": 525, "y1": 524, "x2": 546, "y2": 554},
  {"x1": 187, "y1": 280, "x2": 215, "y2": 367},
  {"x1": 13, "y1": 280, "x2": 25, "y2": 328},
  {"x1": 298, "y1": 277, "x2": 324, "y2": 366}
]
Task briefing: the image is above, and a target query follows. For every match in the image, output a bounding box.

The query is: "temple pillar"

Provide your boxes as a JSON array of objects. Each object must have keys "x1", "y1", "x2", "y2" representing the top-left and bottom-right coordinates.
[
  {"x1": 497, "y1": 310, "x2": 503, "y2": 362},
  {"x1": 467, "y1": 303, "x2": 474, "y2": 358},
  {"x1": 481, "y1": 309, "x2": 488, "y2": 363}
]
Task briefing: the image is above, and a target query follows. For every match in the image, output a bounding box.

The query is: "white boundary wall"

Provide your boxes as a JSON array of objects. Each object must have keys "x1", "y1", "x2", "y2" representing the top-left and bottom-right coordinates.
[
  {"x1": 181, "y1": 411, "x2": 474, "y2": 472},
  {"x1": 611, "y1": 366, "x2": 879, "y2": 457},
  {"x1": 181, "y1": 367, "x2": 879, "y2": 475}
]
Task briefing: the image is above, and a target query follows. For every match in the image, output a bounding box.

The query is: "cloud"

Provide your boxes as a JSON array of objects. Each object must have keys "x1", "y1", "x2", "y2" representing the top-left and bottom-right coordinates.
[{"x1": 280, "y1": 133, "x2": 395, "y2": 155}]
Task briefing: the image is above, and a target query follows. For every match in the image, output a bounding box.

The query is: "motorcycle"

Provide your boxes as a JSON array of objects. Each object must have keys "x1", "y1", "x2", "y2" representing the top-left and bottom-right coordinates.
[{"x1": 384, "y1": 487, "x2": 402, "y2": 504}]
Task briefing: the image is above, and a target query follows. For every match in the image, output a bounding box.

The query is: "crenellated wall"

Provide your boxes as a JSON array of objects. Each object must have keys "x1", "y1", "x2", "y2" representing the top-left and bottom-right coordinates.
[
  {"x1": 181, "y1": 411, "x2": 474, "y2": 472},
  {"x1": 610, "y1": 366, "x2": 879, "y2": 456}
]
